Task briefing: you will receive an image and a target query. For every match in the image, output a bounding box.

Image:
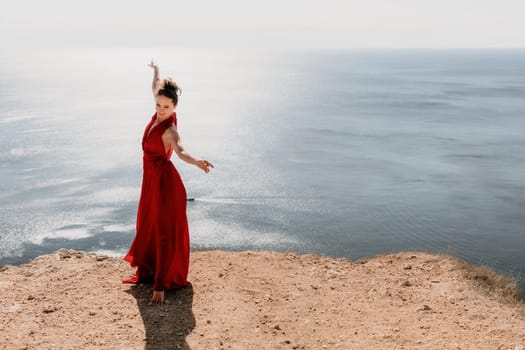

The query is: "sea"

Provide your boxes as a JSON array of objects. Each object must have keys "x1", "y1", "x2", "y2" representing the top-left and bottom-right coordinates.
[{"x1": 1, "y1": 48, "x2": 524, "y2": 297}]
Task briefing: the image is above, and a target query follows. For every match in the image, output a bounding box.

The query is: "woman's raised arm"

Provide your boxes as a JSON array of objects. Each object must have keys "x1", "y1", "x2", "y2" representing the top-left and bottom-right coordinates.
[{"x1": 148, "y1": 60, "x2": 160, "y2": 96}]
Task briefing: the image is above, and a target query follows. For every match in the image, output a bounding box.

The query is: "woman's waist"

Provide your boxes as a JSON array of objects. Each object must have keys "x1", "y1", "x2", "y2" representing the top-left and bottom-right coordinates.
[
  {"x1": 142, "y1": 155, "x2": 175, "y2": 169},
  {"x1": 143, "y1": 152, "x2": 170, "y2": 160},
  {"x1": 143, "y1": 156, "x2": 169, "y2": 164}
]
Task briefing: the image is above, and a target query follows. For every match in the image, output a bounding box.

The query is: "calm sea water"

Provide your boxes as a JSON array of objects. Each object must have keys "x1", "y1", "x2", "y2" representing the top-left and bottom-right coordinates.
[{"x1": 1, "y1": 48, "x2": 524, "y2": 295}]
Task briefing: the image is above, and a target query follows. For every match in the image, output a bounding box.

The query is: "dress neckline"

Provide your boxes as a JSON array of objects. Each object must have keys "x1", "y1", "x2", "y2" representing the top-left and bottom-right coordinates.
[{"x1": 145, "y1": 113, "x2": 175, "y2": 140}]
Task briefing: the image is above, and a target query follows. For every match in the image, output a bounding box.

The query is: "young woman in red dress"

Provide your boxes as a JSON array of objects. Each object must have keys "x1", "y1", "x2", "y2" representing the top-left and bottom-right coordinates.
[{"x1": 123, "y1": 61, "x2": 213, "y2": 304}]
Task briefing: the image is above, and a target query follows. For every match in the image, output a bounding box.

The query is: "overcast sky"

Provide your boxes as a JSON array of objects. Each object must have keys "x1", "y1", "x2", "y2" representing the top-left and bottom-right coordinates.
[{"x1": 2, "y1": 0, "x2": 525, "y2": 48}]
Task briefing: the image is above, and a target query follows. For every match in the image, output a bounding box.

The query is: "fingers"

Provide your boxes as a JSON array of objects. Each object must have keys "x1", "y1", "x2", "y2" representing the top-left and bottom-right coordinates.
[
  {"x1": 148, "y1": 60, "x2": 158, "y2": 69},
  {"x1": 199, "y1": 160, "x2": 214, "y2": 173}
]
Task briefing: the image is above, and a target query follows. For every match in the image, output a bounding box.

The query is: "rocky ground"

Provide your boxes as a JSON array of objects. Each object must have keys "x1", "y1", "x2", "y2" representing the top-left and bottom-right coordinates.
[{"x1": 1, "y1": 249, "x2": 524, "y2": 349}]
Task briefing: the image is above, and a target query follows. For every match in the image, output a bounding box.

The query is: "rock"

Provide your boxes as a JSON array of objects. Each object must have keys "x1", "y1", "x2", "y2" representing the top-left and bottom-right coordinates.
[
  {"x1": 2, "y1": 304, "x2": 21, "y2": 313},
  {"x1": 42, "y1": 306, "x2": 58, "y2": 313},
  {"x1": 421, "y1": 305, "x2": 432, "y2": 311},
  {"x1": 3, "y1": 249, "x2": 525, "y2": 349},
  {"x1": 56, "y1": 249, "x2": 72, "y2": 260}
]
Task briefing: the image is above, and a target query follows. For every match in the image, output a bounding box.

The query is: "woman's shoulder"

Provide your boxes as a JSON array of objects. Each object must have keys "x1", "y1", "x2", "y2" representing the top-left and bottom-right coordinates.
[{"x1": 162, "y1": 124, "x2": 179, "y2": 139}]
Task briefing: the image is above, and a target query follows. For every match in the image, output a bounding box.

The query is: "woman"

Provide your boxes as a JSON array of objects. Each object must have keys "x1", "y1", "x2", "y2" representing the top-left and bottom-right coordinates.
[{"x1": 123, "y1": 61, "x2": 213, "y2": 304}]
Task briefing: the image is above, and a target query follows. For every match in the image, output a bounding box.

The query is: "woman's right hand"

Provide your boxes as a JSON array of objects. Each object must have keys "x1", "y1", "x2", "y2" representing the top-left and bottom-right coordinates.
[
  {"x1": 148, "y1": 60, "x2": 158, "y2": 70},
  {"x1": 149, "y1": 60, "x2": 160, "y2": 95}
]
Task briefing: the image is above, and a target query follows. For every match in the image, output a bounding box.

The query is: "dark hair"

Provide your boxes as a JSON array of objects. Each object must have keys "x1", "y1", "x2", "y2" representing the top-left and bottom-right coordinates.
[{"x1": 155, "y1": 78, "x2": 182, "y2": 105}]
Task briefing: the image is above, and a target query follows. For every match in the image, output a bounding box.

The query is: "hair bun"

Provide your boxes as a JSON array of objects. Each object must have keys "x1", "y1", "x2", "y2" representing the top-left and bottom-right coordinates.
[
  {"x1": 155, "y1": 78, "x2": 182, "y2": 105},
  {"x1": 158, "y1": 78, "x2": 182, "y2": 96}
]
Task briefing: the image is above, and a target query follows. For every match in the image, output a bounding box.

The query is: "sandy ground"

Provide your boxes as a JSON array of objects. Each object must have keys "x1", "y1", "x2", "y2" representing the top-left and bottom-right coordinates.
[{"x1": 1, "y1": 249, "x2": 524, "y2": 350}]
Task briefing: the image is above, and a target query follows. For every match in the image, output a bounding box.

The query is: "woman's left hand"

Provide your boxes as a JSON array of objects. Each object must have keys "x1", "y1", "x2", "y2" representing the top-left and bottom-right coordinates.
[{"x1": 197, "y1": 160, "x2": 214, "y2": 173}]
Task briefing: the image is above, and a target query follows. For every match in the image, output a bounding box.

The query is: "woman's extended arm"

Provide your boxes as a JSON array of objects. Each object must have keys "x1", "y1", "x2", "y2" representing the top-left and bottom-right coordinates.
[
  {"x1": 148, "y1": 60, "x2": 160, "y2": 96},
  {"x1": 162, "y1": 126, "x2": 214, "y2": 173}
]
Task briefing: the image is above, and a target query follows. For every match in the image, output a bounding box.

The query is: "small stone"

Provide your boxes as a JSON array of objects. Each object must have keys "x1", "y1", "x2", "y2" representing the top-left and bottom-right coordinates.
[
  {"x1": 218, "y1": 273, "x2": 224, "y2": 278},
  {"x1": 284, "y1": 340, "x2": 291, "y2": 344},
  {"x1": 207, "y1": 319, "x2": 212, "y2": 324},
  {"x1": 402, "y1": 280, "x2": 412, "y2": 287},
  {"x1": 43, "y1": 306, "x2": 57, "y2": 313},
  {"x1": 96, "y1": 256, "x2": 108, "y2": 262},
  {"x1": 421, "y1": 305, "x2": 432, "y2": 311},
  {"x1": 274, "y1": 324, "x2": 281, "y2": 330},
  {"x1": 57, "y1": 249, "x2": 72, "y2": 260},
  {"x1": 27, "y1": 295, "x2": 35, "y2": 301},
  {"x1": 89, "y1": 311, "x2": 96, "y2": 316},
  {"x1": 403, "y1": 264, "x2": 412, "y2": 270}
]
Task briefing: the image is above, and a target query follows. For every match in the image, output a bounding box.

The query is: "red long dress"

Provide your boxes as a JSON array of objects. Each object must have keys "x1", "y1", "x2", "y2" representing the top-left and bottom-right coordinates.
[{"x1": 123, "y1": 112, "x2": 190, "y2": 291}]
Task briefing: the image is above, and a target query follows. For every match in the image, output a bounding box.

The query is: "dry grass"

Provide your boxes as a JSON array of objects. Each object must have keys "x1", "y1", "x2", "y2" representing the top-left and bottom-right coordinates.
[{"x1": 451, "y1": 256, "x2": 523, "y2": 305}]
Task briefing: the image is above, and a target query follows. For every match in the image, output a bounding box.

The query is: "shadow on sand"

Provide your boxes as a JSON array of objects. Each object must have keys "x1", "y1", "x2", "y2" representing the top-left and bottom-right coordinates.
[{"x1": 126, "y1": 283, "x2": 195, "y2": 349}]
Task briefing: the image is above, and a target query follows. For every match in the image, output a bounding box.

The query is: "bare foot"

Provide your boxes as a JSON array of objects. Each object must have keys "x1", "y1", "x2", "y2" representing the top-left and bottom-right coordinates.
[{"x1": 150, "y1": 291, "x2": 164, "y2": 305}]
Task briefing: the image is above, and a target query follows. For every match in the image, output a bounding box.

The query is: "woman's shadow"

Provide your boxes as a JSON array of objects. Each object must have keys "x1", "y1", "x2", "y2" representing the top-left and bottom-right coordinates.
[{"x1": 125, "y1": 283, "x2": 195, "y2": 349}]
